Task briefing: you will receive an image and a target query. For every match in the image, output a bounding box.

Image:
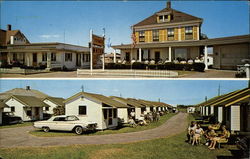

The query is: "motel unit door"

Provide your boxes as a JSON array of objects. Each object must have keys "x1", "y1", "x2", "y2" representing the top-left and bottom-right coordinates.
[{"x1": 32, "y1": 53, "x2": 37, "y2": 66}]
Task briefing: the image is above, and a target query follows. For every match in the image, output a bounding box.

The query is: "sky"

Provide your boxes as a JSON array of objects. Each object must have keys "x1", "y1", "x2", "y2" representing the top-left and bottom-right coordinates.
[
  {"x1": 1, "y1": 1, "x2": 249, "y2": 53},
  {"x1": 0, "y1": 79, "x2": 248, "y2": 106}
]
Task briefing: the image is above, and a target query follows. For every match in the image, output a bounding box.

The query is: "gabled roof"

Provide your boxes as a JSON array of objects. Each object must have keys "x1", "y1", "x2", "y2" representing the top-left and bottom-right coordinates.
[
  {"x1": 64, "y1": 92, "x2": 129, "y2": 108},
  {"x1": 210, "y1": 88, "x2": 250, "y2": 107},
  {"x1": 196, "y1": 88, "x2": 249, "y2": 107},
  {"x1": 5, "y1": 95, "x2": 49, "y2": 107},
  {"x1": 110, "y1": 96, "x2": 143, "y2": 108},
  {"x1": 5, "y1": 30, "x2": 30, "y2": 45},
  {"x1": 0, "y1": 88, "x2": 49, "y2": 101},
  {"x1": 0, "y1": 101, "x2": 8, "y2": 109},
  {"x1": 44, "y1": 97, "x2": 65, "y2": 106},
  {"x1": 133, "y1": 8, "x2": 202, "y2": 27}
]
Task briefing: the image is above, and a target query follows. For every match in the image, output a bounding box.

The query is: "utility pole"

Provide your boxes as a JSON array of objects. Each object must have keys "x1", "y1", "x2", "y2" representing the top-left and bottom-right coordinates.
[
  {"x1": 90, "y1": 29, "x2": 93, "y2": 74},
  {"x1": 102, "y1": 28, "x2": 105, "y2": 71}
]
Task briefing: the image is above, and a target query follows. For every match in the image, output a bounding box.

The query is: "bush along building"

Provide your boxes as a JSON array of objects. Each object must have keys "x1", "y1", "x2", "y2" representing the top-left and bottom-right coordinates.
[
  {"x1": 0, "y1": 25, "x2": 90, "y2": 71},
  {"x1": 112, "y1": 1, "x2": 250, "y2": 70}
]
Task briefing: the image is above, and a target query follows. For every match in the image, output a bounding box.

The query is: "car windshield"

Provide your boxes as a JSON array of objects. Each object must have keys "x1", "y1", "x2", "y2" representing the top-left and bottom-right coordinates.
[{"x1": 66, "y1": 116, "x2": 79, "y2": 121}]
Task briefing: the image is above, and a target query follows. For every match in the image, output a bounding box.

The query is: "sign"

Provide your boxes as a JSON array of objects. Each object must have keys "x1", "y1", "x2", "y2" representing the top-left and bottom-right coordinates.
[{"x1": 90, "y1": 33, "x2": 105, "y2": 68}]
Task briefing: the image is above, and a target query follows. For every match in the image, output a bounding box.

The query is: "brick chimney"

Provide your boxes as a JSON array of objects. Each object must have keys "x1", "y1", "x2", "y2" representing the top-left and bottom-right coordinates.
[
  {"x1": 167, "y1": 1, "x2": 171, "y2": 9},
  {"x1": 7, "y1": 24, "x2": 11, "y2": 31}
]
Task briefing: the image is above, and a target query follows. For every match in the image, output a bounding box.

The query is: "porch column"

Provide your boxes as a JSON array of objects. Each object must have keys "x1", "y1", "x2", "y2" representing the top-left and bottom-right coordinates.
[
  {"x1": 210, "y1": 106, "x2": 214, "y2": 114},
  {"x1": 47, "y1": 52, "x2": 51, "y2": 69},
  {"x1": 244, "y1": 64, "x2": 250, "y2": 78},
  {"x1": 81, "y1": 53, "x2": 84, "y2": 68},
  {"x1": 7, "y1": 52, "x2": 11, "y2": 64},
  {"x1": 26, "y1": 53, "x2": 30, "y2": 66},
  {"x1": 168, "y1": 47, "x2": 172, "y2": 62},
  {"x1": 113, "y1": 49, "x2": 116, "y2": 63},
  {"x1": 139, "y1": 48, "x2": 142, "y2": 62},
  {"x1": 218, "y1": 107, "x2": 223, "y2": 123},
  {"x1": 204, "y1": 45, "x2": 208, "y2": 70}
]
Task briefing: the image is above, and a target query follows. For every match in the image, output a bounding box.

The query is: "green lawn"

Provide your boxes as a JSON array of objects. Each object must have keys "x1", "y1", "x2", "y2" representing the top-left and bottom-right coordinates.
[
  {"x1": 0, "y1": 131, "x2": 235, "y2": 159},
  {"x1": 0, "y1": 122, "x2": 33, "y2": 129},
  {"x1": 0, "y1": 114, "x2": 236, "y2": 159},
  {"x1": 30, "y1": 113, "x2": 176, "y2": 137}
]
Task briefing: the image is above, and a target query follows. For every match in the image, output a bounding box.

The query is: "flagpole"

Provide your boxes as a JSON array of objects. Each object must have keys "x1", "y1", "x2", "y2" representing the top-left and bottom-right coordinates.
[
  {"x1": 90, "y1": 29, "x2": 93, "y2": 75},
  {"x1": 102, "y1": 28, "x2": 105, "y2": 71}
]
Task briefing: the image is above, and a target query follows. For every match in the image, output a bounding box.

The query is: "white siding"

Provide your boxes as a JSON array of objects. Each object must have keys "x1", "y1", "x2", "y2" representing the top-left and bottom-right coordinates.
[
  {"x1": 5, "y1": 98, "x2": 25, "y2": 120},
  {"x1": 65, "y1": 96, "x2": 104, "y2": 129},
  {"x1": 43, "y1": 99, "x2": 58, "y2": 114},
  {"x1": 230, "y1": 105, "x2": 240, "y2": 131},
  {"x1": 210, "y1": 106, "x2": 214, "y2": 115},
  {"x1": 218, "y1": 107, "x2": 223, "y2": 123},
  {"x1": 205, "y1": 107, "x2": 209, "y2": 116},
  {"x1": 135, "y1": 107, "x2": 141, "y2": 120},
  {"x1": 117, "y1": 108, "x2": 128, "y2": 123}
]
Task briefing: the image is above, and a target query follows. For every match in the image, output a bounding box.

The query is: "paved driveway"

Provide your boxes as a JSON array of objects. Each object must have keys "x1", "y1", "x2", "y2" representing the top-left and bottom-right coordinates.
[{"x1": 0, "y1": 112, "x2": 188, "y2": 148}]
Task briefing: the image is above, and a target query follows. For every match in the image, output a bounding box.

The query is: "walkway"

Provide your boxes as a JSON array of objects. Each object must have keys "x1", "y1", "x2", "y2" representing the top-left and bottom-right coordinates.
[{"x1": 0, "y1": 112, "x2": 188, "y2": 148}]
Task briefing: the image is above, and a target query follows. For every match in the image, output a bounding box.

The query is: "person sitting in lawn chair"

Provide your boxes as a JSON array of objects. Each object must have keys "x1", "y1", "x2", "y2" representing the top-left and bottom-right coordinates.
[
  {"x1": 186, "y1": 121, "x2": 197, "y2": 143},
  {"x1": 128, "y1": 116, "x2": 137, "y2": 128},
  {"x1": 208, "y1": 125, "x2": 230, "y2": 149},
  {"x1": 192, "y1": 124, "x2": 204, "y2": 145},
  {"x1": 138, "y1": 115, "x2": 148, "y2": 126},
  {"x1": 204, "y1": 125, "x2": 217, "y2": 146}
]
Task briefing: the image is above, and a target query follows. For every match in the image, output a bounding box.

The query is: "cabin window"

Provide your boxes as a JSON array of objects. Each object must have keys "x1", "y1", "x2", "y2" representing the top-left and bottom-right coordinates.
[
  {"x1": 27, "y1": 110, "x2": 32, "y2": 116},
  {"x1": 185, "y1": 26, "x2": 193, "y2": 40},
  {"x1": 65, "y1": 53, "x2": 72, "y2": 61},
  {"x1": 10, "y1": 106, "x2": 15, "y2": 112},
  {"x1": 125, "y1": 52, "x2": 130, "y2": 61},
  {"x1": 139, "y1": 31, "x2": 145, "y2": 42},
  {"x1": 42, "y1": 53, "x2": 47, "y2": 61},
  {"x1": 51, "y1": 53, "x2": 56, "y2": 61},
  {"x1": 113, "y1": 109, "x2": 117, "y2": 118},
  {"x1": 108, "y1": 109, "x2": 112, "y2": 117},
  {"x1": 152, "y1": 30, "x2": 159, "y2": 42},
  {"x1": 79, "y1": 106, "x2": 87, "y2": 115},
  {"x1": 45, "y1": 107, "x2": 49, "y2": 111}
]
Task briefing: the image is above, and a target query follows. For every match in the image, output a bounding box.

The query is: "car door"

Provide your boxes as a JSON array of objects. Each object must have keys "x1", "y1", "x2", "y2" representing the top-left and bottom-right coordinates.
[{"x1": 50, "y1": 117, "x2": 66, "y2": 130}]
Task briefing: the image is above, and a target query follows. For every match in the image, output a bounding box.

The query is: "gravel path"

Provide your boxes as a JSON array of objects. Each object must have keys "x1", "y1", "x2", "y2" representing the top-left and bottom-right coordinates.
[{"x1": 0, "y1": 112, "x2": 187, "y2": 148}]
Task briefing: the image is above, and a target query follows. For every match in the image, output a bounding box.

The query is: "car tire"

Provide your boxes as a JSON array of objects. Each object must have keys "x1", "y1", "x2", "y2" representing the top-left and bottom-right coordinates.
[
  {"x1": 74, "y1": 126, "x2": 83, "y2": 135},
  {"x1": 43, "y1": 127, "x2": 50, "y2": 132}
]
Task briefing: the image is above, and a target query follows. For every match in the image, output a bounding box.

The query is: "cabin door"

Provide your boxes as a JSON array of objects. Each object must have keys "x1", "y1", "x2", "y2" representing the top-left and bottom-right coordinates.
[{"x1": 32, "y1": 53, "x2": 37, "y2": 66}]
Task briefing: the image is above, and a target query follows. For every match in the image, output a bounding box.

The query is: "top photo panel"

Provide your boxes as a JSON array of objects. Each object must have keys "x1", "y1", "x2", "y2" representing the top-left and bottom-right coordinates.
[{"x1": 0, "y1": 1, "x2": 249, "y2": 79}]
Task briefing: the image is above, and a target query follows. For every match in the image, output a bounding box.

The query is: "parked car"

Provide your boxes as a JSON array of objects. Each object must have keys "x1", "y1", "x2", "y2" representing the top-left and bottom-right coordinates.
[
  {"x1": 2, "y1": 112, "x2": 23, "y2": 125},
  {"x1": 33, "y1": 115, "x2": 97, "y2": 135}
]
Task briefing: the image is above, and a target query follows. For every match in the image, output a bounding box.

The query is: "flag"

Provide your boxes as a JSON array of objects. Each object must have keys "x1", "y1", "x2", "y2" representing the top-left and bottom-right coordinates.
[
  {"x1": 107, "y1": 38, "x2": 112, "y2": 48},
  {"x1": 131, "y1": 32, "x2": 137, "y2": 48}
]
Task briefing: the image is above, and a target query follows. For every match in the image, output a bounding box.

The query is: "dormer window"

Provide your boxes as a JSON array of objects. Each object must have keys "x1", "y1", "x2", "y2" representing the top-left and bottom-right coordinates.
[{"x1": 157, "y1": 11, "x2": 172, "y2": 23}]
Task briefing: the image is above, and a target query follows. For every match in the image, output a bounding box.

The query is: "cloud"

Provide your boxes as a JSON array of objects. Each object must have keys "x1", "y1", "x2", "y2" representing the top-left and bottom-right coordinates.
[{"x1": 40, "y1": 34, "x2": 60, "y2": 39}]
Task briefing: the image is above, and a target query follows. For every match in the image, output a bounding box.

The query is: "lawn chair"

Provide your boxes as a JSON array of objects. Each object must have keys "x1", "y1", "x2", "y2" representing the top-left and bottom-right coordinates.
[{"x1": 217, "y1": 131, "x2": 230, "y2": 148}]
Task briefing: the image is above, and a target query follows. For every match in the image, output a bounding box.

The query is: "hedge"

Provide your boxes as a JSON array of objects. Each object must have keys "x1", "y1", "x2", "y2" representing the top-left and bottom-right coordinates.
[{"x1": 105, "y1": 62, "x2": 205, "y2": 72}]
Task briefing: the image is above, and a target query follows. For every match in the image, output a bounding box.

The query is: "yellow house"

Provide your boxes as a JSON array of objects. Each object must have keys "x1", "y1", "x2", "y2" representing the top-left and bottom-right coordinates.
[{"x1": 112, "y1": 2, "x2": 250, "y2": 70}]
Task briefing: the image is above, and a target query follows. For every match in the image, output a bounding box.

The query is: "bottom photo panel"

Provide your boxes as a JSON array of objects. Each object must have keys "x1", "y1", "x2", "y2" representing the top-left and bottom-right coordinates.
[{"x1": 0, "y1": 79, "x2": 249, "y2": 159}]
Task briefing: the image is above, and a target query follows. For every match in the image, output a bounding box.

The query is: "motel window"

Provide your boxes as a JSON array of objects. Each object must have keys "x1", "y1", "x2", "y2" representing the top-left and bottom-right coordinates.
[
  {"x1": 12, "y1": 53, "x2": 17, "y2": 61},
  {"x1": 167, "y1": 28, "x2": 174, "y2": 41},
  {"x1": 113, "y1": 109, "x2": 117, "y2": 118},
  {"x1": 27, "y1": 110, "x2": 32, "y2": 116},
  {"x1": 125, "y1": 52, "x2": 130, "y2": 61},
  {"x1": 10, "y1": 106, "x2": 15, "y2": 112},
  {"x1": 42, "y1": 53, "x2": 47, "y2": 61},
  {"x1": 103, "y1": 109, "x2": 108, "y2": 119},
  {"x1": 79, "y1": 106, "x2": 87, "y2": 115},
  {"x1": 51, "y1": 53, "x2": 56, "y2": 61},
  {"x1": 139, "y1": 31, "x2": 145, "y2": 42},
  {"x1": 185, "y1": 26, "x2": 193, "y2": 40},
  {"x1": 65, "y1": 53, "x2": 72, "y2": 61},
  {"x1": 45, "y1": 107, "x2": 49, "y2": 111},
  {"x1": 152, "y1": 30, "x2": 159, "y2": 42}
]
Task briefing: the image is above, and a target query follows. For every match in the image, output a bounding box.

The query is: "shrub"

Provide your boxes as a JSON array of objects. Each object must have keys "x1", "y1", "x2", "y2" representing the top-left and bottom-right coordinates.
[
  {"x1": 174, "y1": 64, "x2": 185, "y2": 70},
  {"x1": 193, "y1": 63, "x2": 205, "y2": 72},
  {"x1": 148, "y1": 64, "x2": 157, "y2": 70},
  {"x1": 132, "y1": 62, "x2": 145, "y2": 69},
  {"x1": 157, "y1": 64, "x2": 165, "y2": 70},
  {"x1": 105, "y1": 63, "x2": 115, "y2": 69},
  {"x1": 183, "y1": 64, "x2": 192, "y2": 71},
  {"x1": 165, "y1": 62, "x2": 175, "y2": 70}
]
